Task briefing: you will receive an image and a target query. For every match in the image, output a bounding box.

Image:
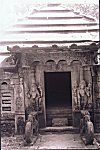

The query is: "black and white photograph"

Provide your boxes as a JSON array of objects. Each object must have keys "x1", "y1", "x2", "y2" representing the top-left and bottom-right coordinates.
[{"x1": 0, "y1": 0, "x2": 100, "y2": 149}]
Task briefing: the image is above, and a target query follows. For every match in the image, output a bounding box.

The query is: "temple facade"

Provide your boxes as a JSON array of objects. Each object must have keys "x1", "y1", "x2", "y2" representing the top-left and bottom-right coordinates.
[{"x1": 0, "y1": 3, "x2": 100, "y2": 135}]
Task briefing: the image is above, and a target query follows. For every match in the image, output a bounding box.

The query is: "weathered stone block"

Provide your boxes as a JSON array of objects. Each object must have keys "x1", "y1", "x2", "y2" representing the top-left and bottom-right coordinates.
[{"x1": 52, "y1": 118, "x2": 68, "y2": 127}]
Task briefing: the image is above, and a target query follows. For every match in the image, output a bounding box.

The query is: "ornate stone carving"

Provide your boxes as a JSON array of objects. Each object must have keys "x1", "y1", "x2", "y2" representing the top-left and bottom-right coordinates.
[
  {"x1": 18, "y1": 68, "x2": 24, "y2": 78},
  {"x1": 57, "y1": 60, "x2": 67, "y2": 70},
  {"x1": 17, "y1": 86, "x2": 22, "y2": 94},
  {"x1": 1, "y1": 113, "x2": 15, "y2": 119},
  {"x1": 72, "y1": 82, "x2": 80, "y2": 110},
  {"x1": 23, "y1": 48, "x2": 93, "y2": 68},
  {"x1": 73, "y1": 80, "x2": 93, "y2": 110},
  {"x1": 27, "y1": 80, "x2": 43, "y2": 112},
  {"x1": 45, "y1": 60, "x2": 56, "y2": 70},
  {"x1": 22, "y1": 53, "x2": 29, "y2": 67},
  {"x1": 16, "y1": 97, "x2": 23, "y2": 110},
  {"x1": 37, "y1": 83, "x2": 43, "y2": 110},
  {"x1": 86, "y1": 83, "x2": 93, "y2": 109},
  {"x1": 1, "y1": 122, "x2": 15, "y2": 136},
  {"x1": 77, "y1": 80, "x2": 87, "y2": 110},
  {"x1": 6, "y1": 55, "x2": 17, "y2": 65}
]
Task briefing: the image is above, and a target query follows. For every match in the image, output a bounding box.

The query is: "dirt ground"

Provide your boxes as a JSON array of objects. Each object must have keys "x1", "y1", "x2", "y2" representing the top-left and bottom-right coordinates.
[{"x1": 1, "y1": 133, "x2": 100, "y2": 150}]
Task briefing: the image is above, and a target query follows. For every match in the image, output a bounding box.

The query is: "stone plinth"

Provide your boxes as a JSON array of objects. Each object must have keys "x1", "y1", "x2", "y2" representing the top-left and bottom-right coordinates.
[{"x1": 52, "y1": 118, "x2": 68, "y2": 127}]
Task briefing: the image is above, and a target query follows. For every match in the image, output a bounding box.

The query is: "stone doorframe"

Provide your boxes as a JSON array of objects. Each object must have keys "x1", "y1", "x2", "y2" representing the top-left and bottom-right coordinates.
[
  {"x1": 39, "y1": 60, "x2": 83, "y2": 127},
  {"x1": 21, "y1": 49, "x2": 93, "y2": 127}
]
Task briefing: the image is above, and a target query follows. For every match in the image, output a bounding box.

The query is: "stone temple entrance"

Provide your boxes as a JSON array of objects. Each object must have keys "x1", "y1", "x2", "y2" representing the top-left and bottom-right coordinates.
[{"x1": 44, "y1": 72, "x2": 72, "y2": 126}]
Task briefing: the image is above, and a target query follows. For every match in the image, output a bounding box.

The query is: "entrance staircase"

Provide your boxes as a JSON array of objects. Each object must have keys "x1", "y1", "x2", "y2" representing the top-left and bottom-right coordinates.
[
  {"x1": 40, "y1": 107, "x2": 79, "y2": 134},
  {"x1": 46, "y1": 107, "x2": 72, "y2": 126}
]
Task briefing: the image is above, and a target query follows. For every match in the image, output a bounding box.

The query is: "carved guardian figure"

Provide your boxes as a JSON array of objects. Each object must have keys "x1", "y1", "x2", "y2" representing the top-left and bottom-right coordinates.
[
  {"x1": 80, "y1": 110, "x2": 94, "y2": 145},
  {"x1": 24, "y1": 114, "x2": 33, "y2": 145},
  {"x1": 24, "y1": 113, "x2": 38, "y2": 145}
]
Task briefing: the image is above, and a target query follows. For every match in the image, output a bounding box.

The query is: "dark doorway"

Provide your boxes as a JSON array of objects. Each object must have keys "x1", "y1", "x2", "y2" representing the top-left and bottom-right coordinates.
[{"x1": 44, "y1": 72, "x2": 72, "y2": 108}]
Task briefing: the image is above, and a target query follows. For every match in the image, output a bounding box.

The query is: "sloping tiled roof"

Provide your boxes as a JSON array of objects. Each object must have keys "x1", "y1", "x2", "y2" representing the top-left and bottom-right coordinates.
[{"x1": 0, "y1": 4, "x2": 99, "y2": 51}]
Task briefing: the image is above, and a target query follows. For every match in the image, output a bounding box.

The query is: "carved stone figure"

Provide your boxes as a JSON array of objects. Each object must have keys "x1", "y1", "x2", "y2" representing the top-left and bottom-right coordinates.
[
  {"x1": 78, "y1": 80, "x2": 88, "y2": 110},
  {"x1": 84, "y1": 114, "x2": 94, "y2": 145},
  {"x1": 27, "y1": 83, "x2": 37, "y2": 111},
  {"x1": 86, "y1": 83, "x2": 92, "y2": 109},
  {"x1": 72, "y1": 82, "x2": 80, "y2": 110},
  {"x1": 80, "y1": 110, "x2": 94, "y2": 145},
  {"x1": 37, "y1": 83, "x2": 43, "y2": 111},
  {"x1": 24, "y1": 113, "x2": 38, "y2": 145},
  {"x1": 16, "y1": 97, "x2": 23, "y2": 110},
  {"x1": 24, "y1": 114, "x2": 33, "y2": 145},
  {"x1": 27, "y1": 81, "x2": 42, "y2": 111}
]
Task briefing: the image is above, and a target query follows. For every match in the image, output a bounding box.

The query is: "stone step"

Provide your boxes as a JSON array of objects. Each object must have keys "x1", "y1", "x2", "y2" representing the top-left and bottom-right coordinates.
[
  {"x1": 46, "y1": 114, "x2": 72, "y2": 118},
  {"x1": 46, "y1": 107, "x2": 73, "y2": 126},
  {"x1": 46, "y1": 108, "x2": 72, "y2": 118},
  {"x1": 46, "y1": 108, "x2": 72, "y2": 114},
  {"x1": 39, "y1": 126, "x2": 79, "y2": 134},
  {"x1": 47, "y1": 109, "x2": 72, "y2": 116},
  {"x1": 46, "y1": 118, "x2": 72, "y2": 127}
]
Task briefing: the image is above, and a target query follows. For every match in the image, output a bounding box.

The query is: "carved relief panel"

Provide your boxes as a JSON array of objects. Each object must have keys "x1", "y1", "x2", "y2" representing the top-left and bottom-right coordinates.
[{"x1": 72, "y1": 79, "x2": 93, "y2": 111}]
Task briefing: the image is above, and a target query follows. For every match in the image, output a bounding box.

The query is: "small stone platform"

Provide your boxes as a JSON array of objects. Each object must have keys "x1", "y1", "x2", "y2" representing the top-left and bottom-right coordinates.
[
  {"x1": 39, "y1": 126, "x2": 79, "y2": 134},
  {"x1": 52, "y1": 118, "x2": 68, "y2": 126}
]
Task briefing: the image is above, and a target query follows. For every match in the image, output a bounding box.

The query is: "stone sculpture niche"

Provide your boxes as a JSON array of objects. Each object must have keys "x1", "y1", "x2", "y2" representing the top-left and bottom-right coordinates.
[
  {"x1": 73, "y1": 80, "x2": 93, "y2": 111},
  {"x1": 26, "y1": 80, "x2": 42, "y2": 114}
]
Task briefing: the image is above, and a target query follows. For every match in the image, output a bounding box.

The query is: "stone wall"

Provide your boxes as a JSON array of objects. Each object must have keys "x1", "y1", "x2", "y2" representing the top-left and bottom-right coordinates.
[
  {"x1": 0, "y1": 72, "x2": 16, "y2": 136},
  {"x1": 0, "y1": 70, "x2": 25, "y2": 135},
  {"x1": 0, "y1": 45, "x2": 99, "y2": 133},
  {"x1": 93, "y1": 65, "x2": 100, "y2": 132}
]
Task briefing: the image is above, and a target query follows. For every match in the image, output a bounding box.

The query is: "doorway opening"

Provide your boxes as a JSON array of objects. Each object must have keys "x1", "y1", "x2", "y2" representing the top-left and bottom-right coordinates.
[
  {"x1": 44, "y1": 72, "x2": 72, "y2": 108},
  {"x1": 44, "y1": 72, "x2": 72, "y2": 126}
]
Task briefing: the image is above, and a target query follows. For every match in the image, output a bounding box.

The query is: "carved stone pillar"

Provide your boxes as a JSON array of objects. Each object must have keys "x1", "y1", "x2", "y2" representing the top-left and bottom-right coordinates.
[
  {"x1": 10, "y1": 76, "x2": 19, "y2": 134},
  {"x1": 80, "y1": 67, "x2": 84, "y2": 81},
  {"x1": 15, "y1": 77, "x2": 25, "y2": 134},
  {"x1": 22, "y1": 67, "x2": 30, "y2": 108}
]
